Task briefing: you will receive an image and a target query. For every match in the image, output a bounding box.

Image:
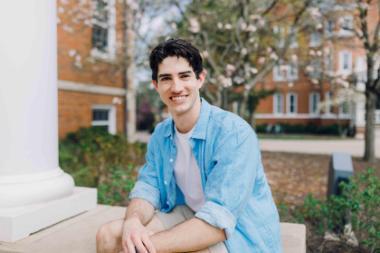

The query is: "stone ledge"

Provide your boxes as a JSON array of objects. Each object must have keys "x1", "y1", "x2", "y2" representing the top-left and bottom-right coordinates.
[{"x1": 0, "y1": 205, "x2": 306, "y2": 253}]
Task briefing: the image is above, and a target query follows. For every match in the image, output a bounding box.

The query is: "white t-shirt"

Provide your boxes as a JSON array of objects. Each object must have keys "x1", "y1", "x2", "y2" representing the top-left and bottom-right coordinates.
[{"x1": 174, "y1": 127, "x2": 205, "y2": 212}]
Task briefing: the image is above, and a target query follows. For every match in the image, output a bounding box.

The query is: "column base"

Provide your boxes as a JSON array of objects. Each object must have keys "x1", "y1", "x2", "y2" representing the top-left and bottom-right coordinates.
[{"x1": 0, "y1": 187, "x2": 97, "y2": 242}]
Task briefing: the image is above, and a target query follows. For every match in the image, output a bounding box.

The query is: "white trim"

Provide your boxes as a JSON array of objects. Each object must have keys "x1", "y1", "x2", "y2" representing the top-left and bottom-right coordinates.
[
  {"x1": 255, "y1": 113, "x2": 352, "y2": 120},
  {"x1": 58, "y1": 80, "x2": 126, "y2": 96},
  {"x1": 273, "y1": 93, "x2": 284, "y2": 114},
  {"x1": 376, "y1": 110, "x2": 380, "y2": 124},
  {"x1": 286, "y1": 92, "x2": 298, "y2": 114},
  {"x1": 309, "y1": 92, "x2": 320, "y2": 115},
  {"x1": 90, "y1": 0, "x2": 116, "y2": 61},
  {"x1": 339, "y1": 50, "x2": 352, "y2": 75},
  {"x1": 324, "y1": 91, "x2": 333, "y2": 114},
  {"x1": 92, "y1": 105, "x2": 117, "y2": 134}
]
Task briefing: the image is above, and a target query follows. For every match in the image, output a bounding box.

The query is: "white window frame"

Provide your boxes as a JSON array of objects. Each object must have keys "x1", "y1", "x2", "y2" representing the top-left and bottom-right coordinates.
[
  {"x1": 324, "y1": 91, "x2": 333, "y2": 115},
  {"x1": 339, "y1": 50, "x2": 352, "y2": 74},
  {"x1": 288, "y1": 61, "x2": 298, "y2": 81},
  {"x1": 92, "y1": 105, "x2": 117, "y2": 134},
  {"x1": 309, "y1": 32, "x2": 322, "y2": 47},
  {"x1": 286, "y1": 92, "x2": 298, "y2": 115},
  {"x1": 273, "y1": 61, "x2": 298, "y2": 82},
  {"x1": 339, "y1": 101, "x2": 350, "y2": 116},
  {"x1": 339, "y1": 15, "x2": 354, "y2": 36},
  {"x1": 91, "y1": 0, "x2": 116, "y2": 61},
  {"x1": 273, "y1": 93, "x2": 284, "y2": 114},
  {"x1": 325, "y1": 19, "x2": 334, "y2": 36},
  {"x1": 273, "y1": 65, "x2": 285, "y2": 81},
  {"x1": 309, "y1": 92, "x2": 320, "y2": 115}
]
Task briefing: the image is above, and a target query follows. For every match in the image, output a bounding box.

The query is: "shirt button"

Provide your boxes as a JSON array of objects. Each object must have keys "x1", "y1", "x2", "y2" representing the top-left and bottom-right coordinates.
[
  {"x1": 166, "y1": 201, "x2": 170, "y2": 205},
  {"x1": 169, "y1": 158, "x2": 173, "y2": 163},
  {"x1": 164, "y1": 180, "x2": 168, "y2": 185}
]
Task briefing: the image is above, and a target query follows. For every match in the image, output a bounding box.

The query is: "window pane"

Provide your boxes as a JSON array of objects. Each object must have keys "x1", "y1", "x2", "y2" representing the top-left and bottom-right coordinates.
[
  {"x1": 93, "y1": 109, "x2": 109, "y2": 121},
  {"x1": 92, "y1": 24, "x2": 108, "y2": 51}
]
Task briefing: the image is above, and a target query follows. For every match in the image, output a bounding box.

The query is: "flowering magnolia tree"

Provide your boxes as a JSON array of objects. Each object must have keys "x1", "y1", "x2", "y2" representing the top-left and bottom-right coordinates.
[
  {"x1": 172, "y1": 0, "x2": 315, "y2": 124},
  {"x1": 301, "y1": 0, "x2": 380, "y2": 162}
]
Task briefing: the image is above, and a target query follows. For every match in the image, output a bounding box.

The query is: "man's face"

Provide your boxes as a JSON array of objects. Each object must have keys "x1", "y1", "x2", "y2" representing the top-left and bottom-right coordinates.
[{"x1": 152, "y1": 56, "x2": 205, "y2": 118}]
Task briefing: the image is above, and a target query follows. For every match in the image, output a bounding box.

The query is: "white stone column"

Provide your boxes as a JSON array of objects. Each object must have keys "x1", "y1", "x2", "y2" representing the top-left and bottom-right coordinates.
[{"x1": 0, "y1": 1, "x2": 97, "y2": 242}]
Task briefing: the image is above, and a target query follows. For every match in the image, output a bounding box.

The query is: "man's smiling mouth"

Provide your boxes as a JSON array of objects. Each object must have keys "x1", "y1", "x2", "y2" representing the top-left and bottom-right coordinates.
[{"x1": 170, "y1": 95, "x2": 188, "y2": 101}]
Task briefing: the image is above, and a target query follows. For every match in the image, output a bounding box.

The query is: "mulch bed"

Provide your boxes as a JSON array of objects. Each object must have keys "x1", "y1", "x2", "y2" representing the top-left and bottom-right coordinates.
[
  {"x1": 262, "y1": 151, "x2": 380, "y2": 207},
  {"x1": 262, "y1": 151, "x2": 380, "y2": 253}
]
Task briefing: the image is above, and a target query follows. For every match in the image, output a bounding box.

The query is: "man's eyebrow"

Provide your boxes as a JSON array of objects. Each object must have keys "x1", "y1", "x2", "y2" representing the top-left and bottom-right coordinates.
[
  {"x1": 158, "y1": 73, "x2": 171, "y2": 78},
  {"x1": 179, "y1": 71, "x2": 192, "y2": 75}
]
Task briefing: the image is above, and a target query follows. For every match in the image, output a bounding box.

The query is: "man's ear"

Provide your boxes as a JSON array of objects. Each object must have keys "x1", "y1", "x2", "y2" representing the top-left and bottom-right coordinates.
[
  {"x1": 198, "y1": 70, "x2": 207, "y2": 87},
  {"x1": 152, "y1": 80, "x2": 158, "y2": 90}
]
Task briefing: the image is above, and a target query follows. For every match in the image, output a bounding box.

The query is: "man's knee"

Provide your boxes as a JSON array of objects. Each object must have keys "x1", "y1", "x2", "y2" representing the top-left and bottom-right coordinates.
[{"x1": 96, "y1": 223, "x2": 120, "y2": 253}]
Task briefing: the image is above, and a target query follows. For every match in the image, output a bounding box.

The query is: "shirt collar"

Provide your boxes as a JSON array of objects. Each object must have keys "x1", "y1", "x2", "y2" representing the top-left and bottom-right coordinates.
[{"x1": 163, "y1": 98, "x2": 211, "y2": 140}]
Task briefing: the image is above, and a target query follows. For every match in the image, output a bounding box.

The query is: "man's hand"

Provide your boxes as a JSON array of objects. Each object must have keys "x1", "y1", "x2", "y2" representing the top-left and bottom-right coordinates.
[{"x1": 122, "y1": 217, "x2": 156, "y2": 253}]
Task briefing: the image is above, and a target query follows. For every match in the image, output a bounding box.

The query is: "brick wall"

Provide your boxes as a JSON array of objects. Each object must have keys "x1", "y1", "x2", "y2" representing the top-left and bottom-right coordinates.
[
  {"x1": 57, "y1": 0, "x2": 127, "y2": 138},
  {"x1": 58, "y1": 90, "x2": 125, "y2": 139}
]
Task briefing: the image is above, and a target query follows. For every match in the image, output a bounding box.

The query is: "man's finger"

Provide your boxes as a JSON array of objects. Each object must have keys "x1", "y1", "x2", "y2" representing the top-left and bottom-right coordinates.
[
  {"x1": 126, "y1": 237, "x2": 136, "y2": 253},
  {"x1": 142, "y1": 234, "x2": 156, "y2": 253},
  {"x1": 132, "y1": 238, "x2": 148, "y2": 253}
]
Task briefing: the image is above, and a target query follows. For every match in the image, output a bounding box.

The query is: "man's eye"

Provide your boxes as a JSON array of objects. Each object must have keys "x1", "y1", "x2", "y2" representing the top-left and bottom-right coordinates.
[
  {"x1": 160, "y1": 77, "x2": 170, "y2": 81},
  {"x1": 181, "y1": 75, "x2": 190, "y2": 79}
]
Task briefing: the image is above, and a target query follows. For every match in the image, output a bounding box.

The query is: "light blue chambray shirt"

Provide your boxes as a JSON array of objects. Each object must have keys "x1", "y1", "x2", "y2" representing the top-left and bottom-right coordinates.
[{"x1": 129, "y1": 98, "x2": 282, "y2": 253}]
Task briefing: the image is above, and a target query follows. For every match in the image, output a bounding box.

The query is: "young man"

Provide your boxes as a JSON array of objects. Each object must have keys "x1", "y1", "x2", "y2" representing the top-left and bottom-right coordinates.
[{"x1": 96, "y1": 39, "x2": 282, "y2": 253}]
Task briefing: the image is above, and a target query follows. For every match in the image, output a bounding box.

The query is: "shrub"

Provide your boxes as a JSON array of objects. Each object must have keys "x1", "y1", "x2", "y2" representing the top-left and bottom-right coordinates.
[
  {"x1": 59, "y1": 127, "x2": 147, "y2": 205},
  {"x1": 280, "y1": 168, "x2": 380, "y2": 253}
]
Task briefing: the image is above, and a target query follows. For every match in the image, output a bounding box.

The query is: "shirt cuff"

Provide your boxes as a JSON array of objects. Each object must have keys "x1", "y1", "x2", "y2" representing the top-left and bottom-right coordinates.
[
  {"x1": 129, "y1": 181, "x2": 161, "y2": 209},
  {"x1": 195, "y1": 201, "x2": 237, "y2": 239}
]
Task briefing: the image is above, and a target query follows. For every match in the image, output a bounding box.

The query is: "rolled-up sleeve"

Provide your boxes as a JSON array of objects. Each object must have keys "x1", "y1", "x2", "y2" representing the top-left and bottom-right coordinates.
[
  {"x1": 129, "y1": 136, "x2": 161, "y2": 209},
  {"x1": 195, "y1": 123, "x2": 259, "y2": 239}
]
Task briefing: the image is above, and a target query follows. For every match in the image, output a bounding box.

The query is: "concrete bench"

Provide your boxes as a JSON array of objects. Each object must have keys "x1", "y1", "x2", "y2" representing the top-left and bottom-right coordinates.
[{"x1": 0, "y1": 205, "x2": 306, "y2": 253}]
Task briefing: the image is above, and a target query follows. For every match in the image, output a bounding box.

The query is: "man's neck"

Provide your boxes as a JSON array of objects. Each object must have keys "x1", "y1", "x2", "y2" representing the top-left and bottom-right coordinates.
[{"x1": 172, "y1": 99, "x2": 201, "y2": 134}]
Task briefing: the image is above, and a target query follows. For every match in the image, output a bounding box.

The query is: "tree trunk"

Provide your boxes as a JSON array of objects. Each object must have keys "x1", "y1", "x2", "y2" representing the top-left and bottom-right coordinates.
[{"x1": 364, "y1": 91, "x2": 376, "y2": 162}]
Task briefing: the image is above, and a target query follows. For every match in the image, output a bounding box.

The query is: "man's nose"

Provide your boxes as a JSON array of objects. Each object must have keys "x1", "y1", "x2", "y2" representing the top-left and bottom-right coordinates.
[{"x1": 171, "y1": 78, "x2": 183, "y2": 93}]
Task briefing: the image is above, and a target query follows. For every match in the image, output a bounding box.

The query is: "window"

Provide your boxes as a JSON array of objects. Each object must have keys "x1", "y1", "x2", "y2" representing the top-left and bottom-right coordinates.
[
  {"x1": 273, "y1": 93, "x2": 284, "y2": 114},
  {"x1": 324, "y1": 52, "x2": 333, "y2": 72},
  {"x1": 339, "y1": 101, "x2": 350, "y2": 115},
  {"x1": 339, "y1": 51, "x2": 352, "y2": 74},
  {"x1": 325, "y1": 20, "x2": 334, "y2": 36},
  {"x1": 324, "y1": 91, "x2": 333, "y2": 114},
  {"x1": 273, "y1": 61, "x2": 298, "y2": 81},
  {"x1": 273, "y1": 65, "x2": 286, "y2": 81},
  {"x1": 309, "y1": 92, "x2": 320, "y2": 115},
  {"x1": 355, "y1": 57, "x2": 367, "y2": 82},
  {"x1": 91, "y1": 0, "x2": 116, "y2": 59},
  {"x1": 309, "y1": 59, "x2": 322, "y2": 79},
  {"x1": 288, "y1": 61, "x2": 298, "y2": 81},
  {"x1": 338, "y1": 15, "x2": 354, "y2": 36},
  {"x1": 310, "y1": 32, "x2": 322, "y2": 47},
  {"x1": 92, "y1": 105, "x2": 116, "y2": 134},
  {"x1": 287, "y1": 93, "x2": 297, "y2": 114}
]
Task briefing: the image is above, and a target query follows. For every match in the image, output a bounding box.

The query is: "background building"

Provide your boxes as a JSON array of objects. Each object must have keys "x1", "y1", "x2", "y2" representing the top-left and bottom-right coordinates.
[{"x1": 57, "y1": 0, "x2": 127, "y2": 138}]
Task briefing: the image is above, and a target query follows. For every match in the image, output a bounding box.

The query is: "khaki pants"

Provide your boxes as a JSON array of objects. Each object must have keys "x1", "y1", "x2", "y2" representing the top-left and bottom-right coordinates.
[{"x1": 155, "y1": 205, "x2": 228, "y2": 253}]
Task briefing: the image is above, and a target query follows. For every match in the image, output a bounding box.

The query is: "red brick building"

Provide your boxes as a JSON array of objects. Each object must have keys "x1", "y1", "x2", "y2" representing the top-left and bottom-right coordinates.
[
  {"x1": 57, "y1": 0, "x2": 127, "y2": 138},
  {"x1": 254, "y1": 0, "x2": 379, "y2": 133}
]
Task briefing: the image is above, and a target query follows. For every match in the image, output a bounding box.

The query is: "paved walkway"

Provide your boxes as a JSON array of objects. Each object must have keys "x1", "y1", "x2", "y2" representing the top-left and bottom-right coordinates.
[
  {"x1": 135, "y1": 128, "x2": 380, "y2": 158},
  {"x1": 259, "y1": 128, "x2": 380, "y2": 158}
]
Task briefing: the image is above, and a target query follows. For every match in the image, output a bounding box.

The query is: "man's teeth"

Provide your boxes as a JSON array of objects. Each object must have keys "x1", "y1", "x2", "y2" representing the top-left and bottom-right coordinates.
[{"x1": 172, "y1": 95, "x2": 187, "y2": 101}]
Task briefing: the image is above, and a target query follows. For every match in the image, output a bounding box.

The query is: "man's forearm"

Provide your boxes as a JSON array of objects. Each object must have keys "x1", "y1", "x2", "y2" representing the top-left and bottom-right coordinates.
[
  {"x1": 150, "y1": 217, "x2": 226, "y2": 253},
  {"x1": 125, "y1": 198, "x2": 155, "y2": 225}
]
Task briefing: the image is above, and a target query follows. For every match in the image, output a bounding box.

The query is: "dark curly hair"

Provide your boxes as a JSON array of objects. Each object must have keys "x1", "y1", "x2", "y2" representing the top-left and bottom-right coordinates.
[{"x1": 149, "y1": 38, "x2": 203, "y2": 81}]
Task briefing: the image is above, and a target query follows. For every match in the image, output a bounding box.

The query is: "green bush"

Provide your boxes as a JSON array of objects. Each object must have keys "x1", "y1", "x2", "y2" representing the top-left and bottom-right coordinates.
[
  {"x1": 281, "y1": 169, "x2": 380, "y2": 253},
  {"x1": 255, "y1": 123, "x2": 350, "y2": 136},
  {"x1": 59, "y1": 127, "x2": 147, "y2": 205}
]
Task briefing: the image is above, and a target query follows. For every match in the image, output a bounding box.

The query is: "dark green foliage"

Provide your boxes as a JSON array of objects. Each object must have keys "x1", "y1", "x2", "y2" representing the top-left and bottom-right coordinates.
[
  {"x1": 255, "y1": 123, "x2": 350, "y2": 136},
  {"x1": 280, "y1": 169, "x2": 380, "y2": 253},
  {"x1": 59, "y1": 127, "x2": 147, "y2": 205}
]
